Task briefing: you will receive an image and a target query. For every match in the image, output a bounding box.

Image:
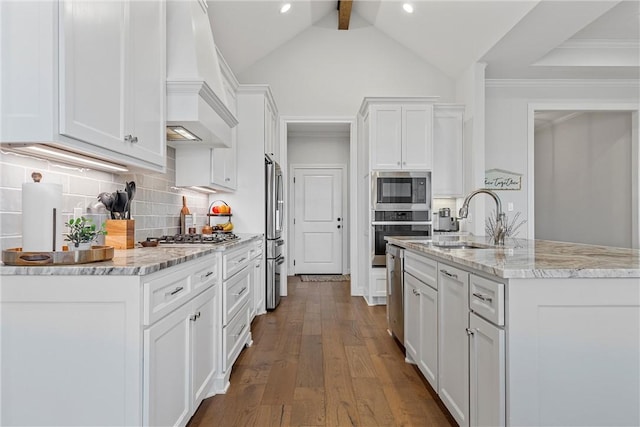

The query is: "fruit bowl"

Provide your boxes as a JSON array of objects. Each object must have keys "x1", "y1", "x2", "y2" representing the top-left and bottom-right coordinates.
[{"x1": 209, "y1": 200, "x2": 231, "y2": 215}]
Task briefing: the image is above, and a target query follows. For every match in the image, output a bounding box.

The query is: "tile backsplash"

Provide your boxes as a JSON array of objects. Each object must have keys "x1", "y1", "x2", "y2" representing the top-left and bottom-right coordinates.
[{"x1": 0, "y1": 147, "x2": 209, "y2": 250}]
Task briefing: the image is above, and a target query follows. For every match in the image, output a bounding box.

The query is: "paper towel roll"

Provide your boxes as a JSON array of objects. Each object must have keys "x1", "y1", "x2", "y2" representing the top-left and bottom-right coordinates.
[{"x1": 22, "y1": 180, "x2": 63, "y2": 251}]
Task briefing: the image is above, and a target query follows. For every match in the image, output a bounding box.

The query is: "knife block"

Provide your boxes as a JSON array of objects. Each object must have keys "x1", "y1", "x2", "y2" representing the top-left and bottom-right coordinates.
[{"x1": 105, "y1": 220, "x2": 135, "y2": 249}]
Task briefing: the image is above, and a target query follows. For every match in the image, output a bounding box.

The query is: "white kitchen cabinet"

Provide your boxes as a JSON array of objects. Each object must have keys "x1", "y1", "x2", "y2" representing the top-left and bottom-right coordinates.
[
  {"x1": 469, "y1": 312, "x2": 505, "y2": 427},
  {"x1": 433, "y1": 105, "x2": 464, "y2": 197},
  {"x1": 264, "y1": 96, "x2": 279, "y2": 162},
  {"x1": 418, "y1": 278, "x2": 438, "y2": 390},
  {"x1": 438, "y1": 263, "x2": 470, "y2": 427},
  {"x1": 404, "y1": 273, "x2": 421, "y2": 363},
  {"x1": 403, "y1": 251, "x2": 439, "y2": 391},
  {"x1": 366, "y1": 102, "x2": 434, "y2": 170},
  {"x1": 0, "y1": 0, "x2": 166, "y2": 171},
  {"x1": 0, "y1": 252, "x2": 221, "y2": 426},
  {"x1": 249, "y1": 239, "x2": 266, "y2": 318}
]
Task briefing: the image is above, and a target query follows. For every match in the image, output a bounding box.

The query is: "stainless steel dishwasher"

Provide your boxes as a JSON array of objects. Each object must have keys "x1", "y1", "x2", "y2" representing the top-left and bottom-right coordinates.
[{"x1": 386, "y1": 244, "x2": 404, "y2": 344}]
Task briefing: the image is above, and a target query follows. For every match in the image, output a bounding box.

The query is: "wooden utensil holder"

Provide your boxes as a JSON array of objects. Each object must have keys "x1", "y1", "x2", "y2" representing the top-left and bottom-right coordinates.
[{"x1": 105, "y1": 219, "x2": 135, "y2": 249}]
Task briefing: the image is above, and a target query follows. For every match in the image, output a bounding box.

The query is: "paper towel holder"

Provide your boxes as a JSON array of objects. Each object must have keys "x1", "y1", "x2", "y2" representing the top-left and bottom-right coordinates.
[{"x1": 29, "y1": 171, "x2": 57, "y2": 251}]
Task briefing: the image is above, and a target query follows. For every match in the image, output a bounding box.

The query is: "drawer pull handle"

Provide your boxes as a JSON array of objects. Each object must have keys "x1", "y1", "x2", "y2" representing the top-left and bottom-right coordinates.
[
  {"x1": 190, "y1": 311, "x2": 201, "y2": 322},
  {"x1": 235, "y1": 287, "x2": 247, "y2": 296},
  {"x1": 255, "y1": 264, "x2": 260, "y2": 269},
  {"x1": 166, "y1": 286, "x2": 184, "y2": 296},
  {"x1": 235, "y1": 257, "x2": 247, "y2": 265},
  {"x1": 202, "y1": 271, "x2": 214, "y2": 279},
  {"x1": 440, "y1": 269, "x2": 458, "y2": 279},
  {"x1": 234, "y1": 323, "x2": 247, "y2": 336},
  {"x1": 472, "y1": 292, "x2": 493, "y2": 303}
]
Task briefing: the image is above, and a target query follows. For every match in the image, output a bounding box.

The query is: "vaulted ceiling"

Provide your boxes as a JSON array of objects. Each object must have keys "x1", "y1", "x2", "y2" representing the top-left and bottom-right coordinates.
[{"x1": 208, "y1": 0, "x2": 639, "y2": 80}]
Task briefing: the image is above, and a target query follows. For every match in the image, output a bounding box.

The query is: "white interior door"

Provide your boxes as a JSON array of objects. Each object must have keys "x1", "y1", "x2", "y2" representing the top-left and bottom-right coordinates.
[{"x1": 293, "y1": 168, "x2": 343, "y2": 274}]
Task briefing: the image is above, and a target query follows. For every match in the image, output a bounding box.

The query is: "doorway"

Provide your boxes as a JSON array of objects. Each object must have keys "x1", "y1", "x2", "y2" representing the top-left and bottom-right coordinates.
[
  {"x1": 529, "y1": 105, "x2": 639, "y2": 248},
  {"x1": 283, "y1": 120, "x2": 354, "y2": 280},
  {"x1": 292, "y1": 166, "x2": 345, "y2": 274}
]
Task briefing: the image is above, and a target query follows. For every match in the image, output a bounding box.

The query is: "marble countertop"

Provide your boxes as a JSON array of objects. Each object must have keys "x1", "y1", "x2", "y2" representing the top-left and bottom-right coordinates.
[
  {"x1": 0, "y1": 234, "x2": 263, "y2": 276},
  {"x1": 386, "y1": 235, "x2": 640, "y2": 279}
]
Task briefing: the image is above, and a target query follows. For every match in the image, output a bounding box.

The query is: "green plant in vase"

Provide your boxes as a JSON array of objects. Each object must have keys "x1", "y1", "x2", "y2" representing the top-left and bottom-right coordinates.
[{"x1": 64, "y1": 217, "x2": 107, "y2": 250}]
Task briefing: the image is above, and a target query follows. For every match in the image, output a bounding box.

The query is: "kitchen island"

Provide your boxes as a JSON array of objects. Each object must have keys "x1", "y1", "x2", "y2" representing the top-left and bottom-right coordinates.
[
  {"x1": 386, "y1": 235, "x2": 640, "y2": 427},
  {"x1": 0, "y1": 233, "x2": 264, "y2": 427}
]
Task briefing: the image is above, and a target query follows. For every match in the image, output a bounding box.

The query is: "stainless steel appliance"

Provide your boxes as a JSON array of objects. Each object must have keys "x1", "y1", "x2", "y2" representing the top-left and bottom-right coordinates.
[
  {"x1": 436, "y1": 208, "x2": 459, "y2": 232},
  {"x1": 371, "y1": 210, "x2": 431, "y2": 267},
  {"x1": 372, "y1": 171, "x2": 431, "y2": 211},
  {"x1": 386, "y1": 244, "x2": 404, "y2": 344},
  {"x1": 265, "y1": 155, "x2": 285, "y2": 310}
]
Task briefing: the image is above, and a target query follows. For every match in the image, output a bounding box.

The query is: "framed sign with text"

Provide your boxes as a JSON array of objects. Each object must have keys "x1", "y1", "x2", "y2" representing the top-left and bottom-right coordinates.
[{"x1": 484, "y1": 168, "x2": 522, "y2": 190}]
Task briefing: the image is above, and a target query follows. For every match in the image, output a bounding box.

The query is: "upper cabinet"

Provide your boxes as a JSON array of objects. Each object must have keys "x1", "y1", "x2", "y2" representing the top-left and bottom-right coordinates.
[
  {"x1": 361, "y1": 98, "x2": 436, "y2": 171},
  {"x1": 433, "y1": 105, "x2": 464, "y2": 197},
  {"x1": 263, "y1": 93, "x2": 279, "y2": 163},
  {"x1": 1, "y1": 0, "x2": 166, "y2": 172}
]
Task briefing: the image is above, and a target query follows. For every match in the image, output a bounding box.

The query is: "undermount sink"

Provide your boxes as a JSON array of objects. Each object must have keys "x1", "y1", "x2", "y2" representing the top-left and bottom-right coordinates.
[{"x1": 432, "y1": 242, "x2": 492, "y2": 250}]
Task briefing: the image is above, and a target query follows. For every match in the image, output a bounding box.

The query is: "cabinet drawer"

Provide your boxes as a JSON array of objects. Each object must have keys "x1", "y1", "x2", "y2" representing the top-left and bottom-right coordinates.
[
  {"x1": 144, "y1": 267, "x2": 193, "y2": 326},
  {"x1": 405, "y1": 250, "x2": 438, "y2": 290},
  {"x1": 223, "y1": 302, "x2": 250, "y2": 371},
  {"x1": 143, "y1": 254, "x2": 218, "y2": 325},
  {"x1": 223, "y1": 265, "x2": 251, "y2": 325},
  {"x1": 223, "y1": 247, "x2": 251, "y2": 280},
  {"x1": 191, "y1": 257, "x2": 219, "y2": 293},
  {"x1": 469, "y1": 274, "x2": 505, "y2": 326},
  {"x1": 248, "y1": 240, "x2": 264, "y2": 260}
]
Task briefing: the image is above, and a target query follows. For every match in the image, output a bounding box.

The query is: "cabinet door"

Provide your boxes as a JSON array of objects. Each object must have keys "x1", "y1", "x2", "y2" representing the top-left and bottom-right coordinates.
[
  {"x1": 264, "y1": 99, "x2": 274, "y2": 157},
  {"x1": 190, "y1": 287, "x2": 218, "y2": 410},
  {"x1": 403, "y1": 273, "x2": 421, "y2": 363},
  {"x1": 433, "y1": 106, "x2": 464, "y2": 197},
  {"x1": 59, "y1": 0, "x2": 125, "y2": 147},
  {"x1": 402, "y1": 105, "x2": 433, "y2": 170},
  {"x1": 144, "y1": 303, "x2": 191, "y2": 427},
  {"x1": 371, "y1": 105, "x2": 402, "y2": 170},
  {"x1": 254, "y1": 254, "x2": 266, "y2": 315},
  {"x1": 418, "y1": 281, "x2": 438, "y2": 391},
  {"x1": 469, "y1": 313, "x2": 505, "y2": 427},
  {"x1": 438, "y1": 263, "x2": 470, "y2": 427},
  {"x1": 126, "y1": 0, "x2": 165, "y2": 167}
]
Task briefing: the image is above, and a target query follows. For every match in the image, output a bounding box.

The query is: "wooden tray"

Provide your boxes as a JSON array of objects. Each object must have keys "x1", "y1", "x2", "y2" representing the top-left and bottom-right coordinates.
[{"x1": 2, "y1": 246, "x2": 115, "y2": 266}]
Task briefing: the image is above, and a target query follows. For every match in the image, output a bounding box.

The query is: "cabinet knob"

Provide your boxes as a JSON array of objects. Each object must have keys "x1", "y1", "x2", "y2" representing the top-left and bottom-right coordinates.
[
  {"x1": 225, "y1": 178, "x2": 231, "y2": 182},
  {"x1": 397, "y1": 161, "x2": 401, "y2": 166},
  {"x1": 124, "y1": 135, "x2": 138, "y2": 144},
  {"x1": 466, "y1": 327, "x2": 476, "y2": 336}
]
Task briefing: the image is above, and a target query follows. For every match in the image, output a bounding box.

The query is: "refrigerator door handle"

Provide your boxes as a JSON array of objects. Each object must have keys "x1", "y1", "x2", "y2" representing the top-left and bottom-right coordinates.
[{"x1": 276, "y1": 256, "x2": 285, "y2": 265}]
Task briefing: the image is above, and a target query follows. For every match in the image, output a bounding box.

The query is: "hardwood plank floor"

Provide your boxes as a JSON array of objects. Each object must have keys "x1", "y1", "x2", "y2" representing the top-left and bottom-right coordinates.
[{"x1": 188, "y1": 276, "x2": 456, "y2": 427}]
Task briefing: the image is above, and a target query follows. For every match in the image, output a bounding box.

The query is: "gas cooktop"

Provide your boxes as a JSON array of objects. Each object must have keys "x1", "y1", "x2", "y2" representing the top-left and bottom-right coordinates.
[{"x1": 147, "y1": 233, "x2": 239, "y2": 245}]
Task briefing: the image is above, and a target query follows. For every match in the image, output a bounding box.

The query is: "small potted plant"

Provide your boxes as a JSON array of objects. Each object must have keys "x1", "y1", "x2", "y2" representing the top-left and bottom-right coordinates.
[{"x1": 64, "y1": 217, "x2": 107, "y2": 250}]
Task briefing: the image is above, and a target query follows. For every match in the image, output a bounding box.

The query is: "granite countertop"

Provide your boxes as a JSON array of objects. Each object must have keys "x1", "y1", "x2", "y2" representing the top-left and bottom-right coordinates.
[
  {"x1": 386, "y1": 235, "x2": 640, "y2": 279},
  {"x1": 0, "y1": 234, "x2": 263, "y2": 276}
]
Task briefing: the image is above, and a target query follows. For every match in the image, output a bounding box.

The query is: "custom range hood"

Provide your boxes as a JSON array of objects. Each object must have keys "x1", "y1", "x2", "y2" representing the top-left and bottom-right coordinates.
[{"x1": 166, "y1": 0, "x2": 237, "y2": 148}]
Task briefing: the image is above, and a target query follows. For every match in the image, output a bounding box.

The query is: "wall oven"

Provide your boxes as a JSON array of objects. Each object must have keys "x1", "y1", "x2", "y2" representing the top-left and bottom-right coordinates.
[
  {"x1": 371, "y1": 210, "x2": 431, "y2": 267},
  {"x1": 372, "y1": 171, "x2": 431, "y2": 211}
]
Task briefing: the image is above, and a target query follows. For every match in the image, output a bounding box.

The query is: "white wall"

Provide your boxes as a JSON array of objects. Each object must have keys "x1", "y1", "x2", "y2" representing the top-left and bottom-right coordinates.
[
  {"x1": 485, "y1": 80, "x2": 640, "y2": 239},
  {"x1": 237, "y1": 12, "x2": 455, "y2": 117},
  {"x1": 287, "y1": 131, "x2": 350, "y2": 273},
  {"x1": 535, "y1": 111, "x2": 633, "y2": 248}
]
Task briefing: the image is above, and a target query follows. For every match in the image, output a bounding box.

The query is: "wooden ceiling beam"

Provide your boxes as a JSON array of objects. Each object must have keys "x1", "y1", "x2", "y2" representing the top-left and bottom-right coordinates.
[{"x1": 338, "y1": 0, "x2": 353, "y2": 30}]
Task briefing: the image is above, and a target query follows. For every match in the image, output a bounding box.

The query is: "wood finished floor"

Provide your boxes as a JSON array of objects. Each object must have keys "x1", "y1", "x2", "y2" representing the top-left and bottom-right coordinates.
[{"x1": 188, "y1": 276, "x2": 455, "y2": 427}]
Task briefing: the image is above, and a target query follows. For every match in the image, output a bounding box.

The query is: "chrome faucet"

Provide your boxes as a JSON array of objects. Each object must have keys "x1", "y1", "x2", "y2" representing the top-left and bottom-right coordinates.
[{"x1": 458, "y1": 189, "x2": 506, "y2": 245}]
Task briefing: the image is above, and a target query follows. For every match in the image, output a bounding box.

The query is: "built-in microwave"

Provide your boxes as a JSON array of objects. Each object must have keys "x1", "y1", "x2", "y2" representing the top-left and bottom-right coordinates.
[{"x1": 372, "y1": 171, "x2": 432, "y2": 211}]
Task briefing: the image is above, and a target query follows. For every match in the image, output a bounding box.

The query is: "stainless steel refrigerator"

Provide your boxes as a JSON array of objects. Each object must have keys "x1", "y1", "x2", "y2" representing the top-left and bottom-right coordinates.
[{"x1": 265, "y1": 155, "x2": 284, "y2": 310}]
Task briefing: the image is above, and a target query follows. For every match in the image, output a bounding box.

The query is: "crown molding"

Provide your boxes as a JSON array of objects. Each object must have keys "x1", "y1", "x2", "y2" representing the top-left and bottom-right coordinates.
[{"x1": 486, "y1": 79, "x2": 640, "y2": 88}]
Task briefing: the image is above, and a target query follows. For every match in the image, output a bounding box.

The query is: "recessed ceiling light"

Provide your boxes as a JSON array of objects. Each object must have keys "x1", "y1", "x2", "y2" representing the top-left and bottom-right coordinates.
[
  {"x1": 402, "y1": 3, "x2": 414, "y2": 13},
  {"x1": 280, "y1": 3, "x2": 291, "y2": 14}
]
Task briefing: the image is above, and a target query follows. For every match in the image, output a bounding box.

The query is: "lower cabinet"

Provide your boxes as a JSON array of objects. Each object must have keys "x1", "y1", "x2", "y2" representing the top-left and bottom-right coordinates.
[
  {"x1": 438, "y1": 263, "x2": 470, "y2": 427},
  {"x1": 404, "y1": 271, "x2": 439, "y2": 391},
  {"x1": 144, "y1": 286, "x2": 218, "y2": 427},
  {"x1": 469, "y1": 312, "x2": 505, "y2": 427}
]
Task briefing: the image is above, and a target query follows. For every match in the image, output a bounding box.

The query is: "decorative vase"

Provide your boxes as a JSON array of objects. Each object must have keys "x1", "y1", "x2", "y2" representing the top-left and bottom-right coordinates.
[{"x1": 69, "y1": 242, "x2": 92, "y2": 251}]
